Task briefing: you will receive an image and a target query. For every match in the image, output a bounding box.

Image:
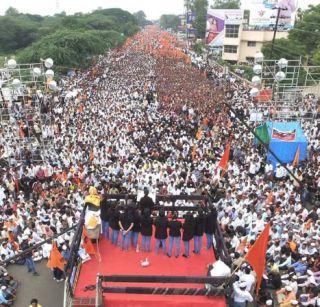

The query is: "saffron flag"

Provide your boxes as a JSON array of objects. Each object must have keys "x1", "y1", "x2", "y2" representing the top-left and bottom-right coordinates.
[
  {"x1": 292, "y1": 146, "x2": 300, "y2": 167},
  {"x1": 255, "y1": 123, "x2": 269, "y2": 145},
  {"x1": 82, "y1": 227, "x2": 95, "y2": 255},
  {"x1": 245, "y1": 223, "x2": 270, "y2": 294},
  {"x1": 47, "y1": 242, "x2": 66, "y2": 271},
  {"x1": 218, "y1": 143, "x2": 230, "y2": 171},
  {"x1": 272, "y1": 128, "x2": 296, "y2": 141}
]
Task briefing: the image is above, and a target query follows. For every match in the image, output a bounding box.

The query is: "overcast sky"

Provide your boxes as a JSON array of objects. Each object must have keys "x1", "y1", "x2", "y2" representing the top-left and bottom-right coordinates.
[{"x1": 0, "y1": 0, "x2": 317, "y2": 20}]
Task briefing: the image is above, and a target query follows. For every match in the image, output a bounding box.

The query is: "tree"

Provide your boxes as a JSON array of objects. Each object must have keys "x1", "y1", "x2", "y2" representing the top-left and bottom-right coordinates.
[
  {"x1": 17, "y1": 29, "x2": 125, "y2": 71},
  {"x1": 134, "y1": 11, "x2": 150, "y2": 27},
  {"x1": 262, "y1": 38, "x2": 306, "y2": 61},
  {"x1": 160, "y1": 15, "x2": 180, "y2": 31},
  {"x1": 5, "y1": 7, "x2": 19, "y2": 16},
  {"x1": 211, "y1": 0, "x2": 240, "y2": 9},
  {"x1": 288, "y1": 4, "x2": 320, "y2": 55},
  {"x1": 191, "y1": 0, "x2": 208, "y2": 38}
]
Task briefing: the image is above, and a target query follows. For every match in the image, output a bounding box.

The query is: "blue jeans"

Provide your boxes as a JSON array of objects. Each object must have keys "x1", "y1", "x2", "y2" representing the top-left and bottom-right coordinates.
[
  {"x1": 155, "y1": 239, "x2": 166, "y2": 254},
  {"x1": 25, "y1": 257, "x2": 36, "y2": 273},
  {"x1": 131, "y1": 231, "x2": 139, "y2": 249},
  {"x1": 183, "y1": 240, "x2": 190, "y2": 257},
  {"x1": 205, "y1": 233, "x2": 213, "y2": 250},
  {"x1": 101, "y1": 220, "x2": 109, "y2": 240},
  {"x1": 141, "y1": 235, "x2": 151, "y2": 252},
  {"x1": 168, "y1": 236, "x2": 180, "y2": 257},
  {"x1": 111, "y1": 229, "x2": 119, "y2": 245},
  {"x1": 121, "y1": 231, "x2": 131, "y2": 251},
  {"x1": 194, "y1": 235, "x2": 202, "y2": 254}
]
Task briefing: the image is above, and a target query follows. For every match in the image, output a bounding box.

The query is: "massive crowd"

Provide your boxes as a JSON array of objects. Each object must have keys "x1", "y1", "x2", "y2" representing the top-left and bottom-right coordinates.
[{"x1": 0, "y1": 26, "x2": 318, "y2": 306}]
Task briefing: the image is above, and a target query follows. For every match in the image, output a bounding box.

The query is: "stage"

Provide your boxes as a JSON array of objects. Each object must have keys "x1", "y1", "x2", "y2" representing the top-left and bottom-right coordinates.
[{"x1": 74, "y1": 236, "x2": 226, "y2": 307}]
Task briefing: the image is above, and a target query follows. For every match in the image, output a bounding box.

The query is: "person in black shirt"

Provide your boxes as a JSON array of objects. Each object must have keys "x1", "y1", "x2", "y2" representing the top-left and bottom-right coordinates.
[
  {"x1": 100, "y1": 198, "x2": 111, "y2": 240},
  {"x1": 141, "y1": 209, "x2": 153, "y2": 252},
  {"x1": 131, "y1": 208, "x2": 141, "y2": 250},
  {"x1": 167, "y1": 214, "x2": 182, "y2": 258},
  {"x1": 205, "y1": 208, "x2": 217, "y2": 250},
  {"x1": 109, "y1": 204, "x2": 120, "y2": 245},
  {"x1": 139, "y1": 188, "x2": 154, "y2": 213},
  {"x1": 193, "y1": 210, "x2": 205, "y2": 254},
  {"x1": 119, "y1": 207, "x2": 134, "y2": 251},
  {"x1": 154, "y1": 210, "x2": 168, "y2": 254},
  {"x1": 182, "y1": 212, "x2": 195, "y2": 258}
]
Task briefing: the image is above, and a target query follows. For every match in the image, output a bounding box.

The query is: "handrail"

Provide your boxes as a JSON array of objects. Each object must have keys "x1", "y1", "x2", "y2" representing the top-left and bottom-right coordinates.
[{"x1": 0, "y1": 224, "x2": 77, "y2": 266}]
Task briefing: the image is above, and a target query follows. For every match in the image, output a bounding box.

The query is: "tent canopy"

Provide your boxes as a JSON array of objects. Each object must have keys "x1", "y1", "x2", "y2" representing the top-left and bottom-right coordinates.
[{"x1": 265, "y1": 121, "x2": 308, "y2": 166}]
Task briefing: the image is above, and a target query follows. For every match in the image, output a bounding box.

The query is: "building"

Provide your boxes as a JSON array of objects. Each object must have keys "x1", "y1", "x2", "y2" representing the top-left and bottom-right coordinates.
[{"x1": 222, "y1": 24, "x2": 288, "y2": 64}]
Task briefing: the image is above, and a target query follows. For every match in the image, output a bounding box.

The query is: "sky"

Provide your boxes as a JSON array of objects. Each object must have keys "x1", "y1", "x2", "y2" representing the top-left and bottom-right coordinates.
[{"x1": 0, "y1": 0, "x2": 318, "y2": 20}]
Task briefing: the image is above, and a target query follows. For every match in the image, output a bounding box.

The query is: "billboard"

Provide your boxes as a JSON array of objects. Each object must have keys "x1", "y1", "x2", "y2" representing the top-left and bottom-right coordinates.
[
  {"x1": 206, "y1": 9, "x2": 243, "y2": 46},
  {"x1": 249, "y1": 0, "x2": 297, "y2": 28},
  {"x1": 178, "y1": 14, "x2": 186, "y2": 31}
]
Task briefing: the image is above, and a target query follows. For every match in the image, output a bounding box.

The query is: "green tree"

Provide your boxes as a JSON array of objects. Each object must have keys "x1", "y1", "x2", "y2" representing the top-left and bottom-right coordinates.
[
  {"x1": 17, "y1": 29, "x2": 125, "y2": 71},
  {"x1": 160, "y1": 15, "x2": 180, "y2": 31},
  {"x1": 5, "y1": 7, "x2": 19, "y2": 16},
  {"x1": 289, "y1": 4, "x2": 320, "y2": 55},
  {"x1": 191, "y1": 0, "x2": 208, "y2": 38},
  {"x1": 133, "y1": 11, "x2": 151, "y2": 27},
  {"x1": 211, "y1": 0, "x2": 240, "y2": 9},
  {"x1": 261, "y1": 38, "x2": 306, "y2": 61}
]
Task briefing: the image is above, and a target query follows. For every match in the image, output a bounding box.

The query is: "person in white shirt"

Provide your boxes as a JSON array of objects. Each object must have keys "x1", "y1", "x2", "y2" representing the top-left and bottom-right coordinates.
[
  {"x1": 233, "y1": 280, "x2": 254, "y2": 307},
  {"x1": 240, "y1": 266, "x2": 256, "y2": 292}
]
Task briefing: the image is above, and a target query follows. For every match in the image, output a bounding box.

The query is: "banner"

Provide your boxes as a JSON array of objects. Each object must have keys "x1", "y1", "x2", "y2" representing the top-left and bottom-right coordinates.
[
  {"x1": 178, "y1": 14, "x2": 186, "y2": 31},
  {"x1": 271, "y1": 128, "x2": 296, "y2": 141},
  {"x1": 249, "y1": 0, "x2": 297, "y2": 28},
  {"x1": 206, "y1": 9, "x2": 243, "y2": 46}
]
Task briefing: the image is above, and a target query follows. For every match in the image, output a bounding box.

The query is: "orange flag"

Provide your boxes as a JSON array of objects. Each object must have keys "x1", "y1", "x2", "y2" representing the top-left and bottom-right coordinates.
[
  {"x1": 292, "y1": 146, "x2": 300, "y2": 167},
  {"x1": 82, "y1": 227, "x2": 95, "y2": 255},
  {"x1": 218, "y1": 143, "x2": 231, "y2": 171},
  {"x1": 245, "y1": 223, "x2": 270, "y2": 294},
  {"x1": 47, "y1": 242, "x2": 66, "y2": 271}
]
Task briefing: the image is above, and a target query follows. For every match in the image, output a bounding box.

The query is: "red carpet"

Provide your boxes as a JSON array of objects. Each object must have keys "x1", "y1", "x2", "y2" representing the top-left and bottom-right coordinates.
[{"x1": 74, "y1": 236, "x2": 226, "y2": 307}]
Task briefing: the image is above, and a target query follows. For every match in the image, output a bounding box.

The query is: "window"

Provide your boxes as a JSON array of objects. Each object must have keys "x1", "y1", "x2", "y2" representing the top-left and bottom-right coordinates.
[
  {"x1": 225, "y1": 25, "x2": 239, "y2": 38},
  {"x1": 247, "y1": 41, "x2": 256, "y2": 47},
  {"x1": 246, "y1": 57, "x2": 254, "y2": 63},
  {"x1": 224, "y1": 45, "x2": 238, "y2": 54}
]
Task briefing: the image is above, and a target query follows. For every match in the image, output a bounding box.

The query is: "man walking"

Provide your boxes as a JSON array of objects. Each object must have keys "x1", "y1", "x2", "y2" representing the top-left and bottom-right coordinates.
[{"x1": 21, "y1": 236, "x2": 39, "y2": 276}]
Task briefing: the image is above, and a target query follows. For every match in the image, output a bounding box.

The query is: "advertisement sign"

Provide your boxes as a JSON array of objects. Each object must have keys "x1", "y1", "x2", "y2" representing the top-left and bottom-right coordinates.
[
  {"x1": 186, "y1": 11, "x2": 196, "y2": 24},
  {"x1": 206, "y1": 9, "x2": 243, "y2": 46},
  {"x1": 178, "y1": 14, "x2": 186, "y2": 31},
  {"x1": 249, "y1": 0, "x2": 297, "y2": 28}
]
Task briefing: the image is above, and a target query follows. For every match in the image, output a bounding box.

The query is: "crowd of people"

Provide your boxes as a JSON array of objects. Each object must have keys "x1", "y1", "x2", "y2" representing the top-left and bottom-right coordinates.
[{"x1": 0, "y1": 25, "x2": 318, "y2": 306}]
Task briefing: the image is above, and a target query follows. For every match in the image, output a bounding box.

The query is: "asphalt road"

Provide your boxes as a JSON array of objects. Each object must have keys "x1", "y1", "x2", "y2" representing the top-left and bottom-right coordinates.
[{"x1": 7, "y1": 260, "x2": 64, "y2": 307}]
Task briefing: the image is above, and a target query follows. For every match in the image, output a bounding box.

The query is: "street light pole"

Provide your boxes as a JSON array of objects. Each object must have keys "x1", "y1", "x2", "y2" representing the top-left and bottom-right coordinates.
[{"x1": 271, "y1": 7, "x2": 288, "y2": 57}]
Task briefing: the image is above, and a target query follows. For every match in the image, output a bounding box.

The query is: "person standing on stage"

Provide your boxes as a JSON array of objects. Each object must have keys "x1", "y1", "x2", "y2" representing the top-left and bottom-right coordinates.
[
  {"x1": 139, "y1": 188, "x2": 154, "y2": 213},
  {"x1": 141, "y1": 209, "x2": 153, "y2": 252},
  {"x1": 109, "y1": 204, "x2": 120, "y2": 245},
  {"x1": 131, "y1": 208, "x2": 141, "y2": 250},
  {"x1": 154, "y1": 209, "x2": 168, "y2": 254},
  {"x1": 205, "y1": 208, "x2": 217, "y2": 250},
  {"x1": 182, "y1": 212, "x2": 195, "y2": 258},
  {"x1": 167, "y1": 214, "x2": 182, "y2": 258},
  {"x1": 119, "y1": 207, "x2": 134, "y2": 251},
  {"x1": 193, "y1": 209, "x2": 205, "y2": 254},
  {"x1": 100, "y1": 197, "x2": 111, "y2": 240}
]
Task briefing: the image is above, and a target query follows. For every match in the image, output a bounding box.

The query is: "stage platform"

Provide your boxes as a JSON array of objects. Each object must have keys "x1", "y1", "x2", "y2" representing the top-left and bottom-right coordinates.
[{"x1": 74, "y1": 236, "x2": 226, "y2": 307}]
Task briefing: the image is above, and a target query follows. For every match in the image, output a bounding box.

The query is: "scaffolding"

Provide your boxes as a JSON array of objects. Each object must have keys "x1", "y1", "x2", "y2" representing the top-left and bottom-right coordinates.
[
  {"x1": 0, "y1": 61, "x2": 55, "y2": 164},
  {"x1": 250, "y1": 58, "x2": 320, "y2": 122}
]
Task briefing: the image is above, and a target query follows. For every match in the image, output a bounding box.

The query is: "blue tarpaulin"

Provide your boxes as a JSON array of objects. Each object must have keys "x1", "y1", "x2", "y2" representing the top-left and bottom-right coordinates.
[{"x1": 265, "y1": 121, "x2": 308, "y2": 166}]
